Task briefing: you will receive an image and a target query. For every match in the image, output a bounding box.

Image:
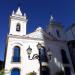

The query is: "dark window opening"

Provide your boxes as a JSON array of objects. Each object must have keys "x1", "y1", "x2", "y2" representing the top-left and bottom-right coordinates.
[
  {"x1": 61, "y1": 49, "x2": 69, "y2": 64},
  {"x1": 12, "y1": 46, "x2": 20, "y2": 62},
  {"x1": 56, "y1": 30, "x2": 60, "y2": 37},
  {"x1": 16, "y1": 23, "x2": 20, "y2": 31},
  {"x1": 11, "y1": 68, "x2": 20, "y2": 75}
]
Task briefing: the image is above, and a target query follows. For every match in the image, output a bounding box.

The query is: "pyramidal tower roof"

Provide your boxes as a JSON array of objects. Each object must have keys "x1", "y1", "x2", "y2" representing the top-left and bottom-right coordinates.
[{"x1": 15, "y1": 7, "x2": 22, "y2": 16}]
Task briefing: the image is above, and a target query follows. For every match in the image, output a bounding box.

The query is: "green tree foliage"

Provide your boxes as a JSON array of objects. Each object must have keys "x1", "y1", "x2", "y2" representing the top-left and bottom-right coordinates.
[{"x1": 0, "y1": 69, "x2": 4, "y2": 75}]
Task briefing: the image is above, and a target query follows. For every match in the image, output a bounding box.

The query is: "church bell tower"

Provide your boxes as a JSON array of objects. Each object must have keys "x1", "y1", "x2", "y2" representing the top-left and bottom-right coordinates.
[
  {"x1": 4, "y1": 7, "x2": 29, "y2": 75},
  {"x1": 9, "y1": 7, "x2": 27, "y2": 36}
]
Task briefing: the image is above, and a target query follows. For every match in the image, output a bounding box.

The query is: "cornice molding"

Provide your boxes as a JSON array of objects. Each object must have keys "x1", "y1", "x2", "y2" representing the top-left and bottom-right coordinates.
[
  {"x1": 10, "y1": 16, "x2": 27, "y2": 21},
  {"x1": 8, "y1": 34, "x2": 67, "y2": 43}
]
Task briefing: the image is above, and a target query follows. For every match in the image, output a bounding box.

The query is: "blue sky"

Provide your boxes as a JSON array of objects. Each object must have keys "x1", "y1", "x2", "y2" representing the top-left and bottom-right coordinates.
[{"x1": 0, "y1": 0, "x2": 75, "y2": 61}]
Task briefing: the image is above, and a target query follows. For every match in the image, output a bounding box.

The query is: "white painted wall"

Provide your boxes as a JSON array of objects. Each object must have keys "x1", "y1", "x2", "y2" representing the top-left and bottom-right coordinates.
[
  {"x1": 5, "y1": 36, "x2": 43, "y2": 75},
  {"x1": 5, "y1": 35, "x2": 74, "y2": 75}
]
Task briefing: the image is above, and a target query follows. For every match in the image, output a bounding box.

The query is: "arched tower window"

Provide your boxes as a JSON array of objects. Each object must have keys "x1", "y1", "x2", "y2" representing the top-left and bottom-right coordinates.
[
  {"x1": 12, "y1": 46, "x2": 20, "y2": 62},
  {"x1": 61, "y1": 49, "x2": 69, "y2": 64},
  {"x1": 16, "y1": 23, "x2": 20, "y2": 31},
  {"x1": 11, "y1": 68, "x2": 20, "y2": 75}
]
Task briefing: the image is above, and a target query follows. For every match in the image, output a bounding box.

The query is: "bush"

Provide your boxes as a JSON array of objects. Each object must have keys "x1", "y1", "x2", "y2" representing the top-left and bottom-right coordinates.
[
  {"x1": 0, "y1": 69, "x2": 4, "y2": 75},
  {"x1": 26, "y1": 71, "x2": 37, "y2": 75}
]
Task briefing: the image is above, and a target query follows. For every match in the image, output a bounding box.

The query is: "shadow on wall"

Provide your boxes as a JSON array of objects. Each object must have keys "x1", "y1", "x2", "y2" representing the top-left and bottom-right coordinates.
[{"x1": 37, "y1": 28, "x2": 65, "y2": 75}]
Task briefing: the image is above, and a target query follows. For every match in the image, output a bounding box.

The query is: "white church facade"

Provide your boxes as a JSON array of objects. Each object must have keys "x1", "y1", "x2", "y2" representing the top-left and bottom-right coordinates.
[{"x1": 4, "y1": 7, "x2": 75, "y2": 75}]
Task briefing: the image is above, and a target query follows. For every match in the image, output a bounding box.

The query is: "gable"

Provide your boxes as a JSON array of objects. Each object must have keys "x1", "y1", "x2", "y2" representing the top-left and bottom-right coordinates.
[{"x1": 26, "y1": 27, "x2": 57, "y2": 41}]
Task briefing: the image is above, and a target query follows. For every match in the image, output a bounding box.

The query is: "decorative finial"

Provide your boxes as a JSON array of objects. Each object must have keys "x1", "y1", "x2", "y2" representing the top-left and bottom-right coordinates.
[
  {"x1": 12, "y1": 10, "x2": 15, "y2": 16},
  {"x1": 50, "y1": 15, "x2": 54, "y2": 22},
  {"x1": 16, "y1": 7, "x2": 22, "y2": 16},
  {"x1": 24, "y1": 13, "x2": 26, "y2": 17}
]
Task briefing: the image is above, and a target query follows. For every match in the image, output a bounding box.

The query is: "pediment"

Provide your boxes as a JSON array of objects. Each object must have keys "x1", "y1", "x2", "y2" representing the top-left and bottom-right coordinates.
[{"x1": 26, "y1": 27, "x2": 57, "y2": 41}]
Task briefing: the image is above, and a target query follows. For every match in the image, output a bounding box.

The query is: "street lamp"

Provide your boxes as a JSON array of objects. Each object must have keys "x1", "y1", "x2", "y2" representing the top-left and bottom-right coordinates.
[
  {"x1": 37, "y1": 43, "x2": 42, "y2": 49},
  {"x1": 26, "y1": 46, "x2": 39, "y2": 60},
  {"x1": 26, "y1": 43, "x2": 51, "y2": 75},
  {"x1": 37, "y1": 43, "x2": 52, "y2": 61},
  {"x1": 27, "y1": 43, "x2": 52, "y2": 61},
  {"x1": 27, "y1": 46, "x2": 32, "y2": 59},
  {"x1": 37, "y1": 43, "x2": 51, "y2": 75}
]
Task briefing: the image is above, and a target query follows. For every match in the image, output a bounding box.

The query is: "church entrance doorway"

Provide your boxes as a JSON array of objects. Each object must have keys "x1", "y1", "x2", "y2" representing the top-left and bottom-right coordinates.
[{"x1": 11, "y1": 68, "x2": 20, "y2": 75}]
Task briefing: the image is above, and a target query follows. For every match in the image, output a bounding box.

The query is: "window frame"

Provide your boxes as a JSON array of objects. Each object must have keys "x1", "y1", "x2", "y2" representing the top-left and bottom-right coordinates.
[{"x1": 12, "y1": 46, "x2": 21, "y2": 62}]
